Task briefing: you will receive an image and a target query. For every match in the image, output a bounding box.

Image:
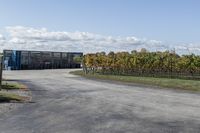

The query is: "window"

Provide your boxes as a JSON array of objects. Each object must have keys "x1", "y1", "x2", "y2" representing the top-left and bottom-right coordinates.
[
  {"x1": 53, "y1": 52, "x2": 61, "y2": 58},
  {"x1": 62, "y1": 53, "x2": 67, "y2": 57},
  {"x1": 21, "y1": 51, "x2": 29, "y2": 65}
]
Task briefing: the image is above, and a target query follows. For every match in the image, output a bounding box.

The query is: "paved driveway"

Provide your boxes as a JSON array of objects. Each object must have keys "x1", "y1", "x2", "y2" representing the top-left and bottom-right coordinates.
[{"x1": 1, "y1": 69, "x2": 200, "y2": 133}]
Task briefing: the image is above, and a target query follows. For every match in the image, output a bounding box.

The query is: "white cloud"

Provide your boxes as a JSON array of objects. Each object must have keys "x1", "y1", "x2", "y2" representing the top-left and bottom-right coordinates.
[
  {"x1": 0, "y1": 34, "x2": 6, "y2": 48},
  {"x1": 9, "y1": 37, "x2": 27, "y2": 44},
  {"x1": 174, "y1": 43, "x2": 200, "y2": 54},
  {"x1": 0, "y1": 26, "x2": 199, "y2": 54},
  {"x1": 5, "y1": 26, "x2": 98, "y2": 42},
  {"x1": 0, "y1": 34, "x2": 5, "y2": 40}
]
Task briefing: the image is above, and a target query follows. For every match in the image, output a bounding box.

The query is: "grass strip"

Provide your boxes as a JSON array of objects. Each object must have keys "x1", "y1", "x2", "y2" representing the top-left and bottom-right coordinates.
[
  {"x1": 0, "y1": 92, "x2": 25, "y2": 102},
  {"x1": 70, "y1": 70, "x2": 200, "y2": 92},
  {"x1": 1, "y1": 82, "x2": 27, "y2": 90}
]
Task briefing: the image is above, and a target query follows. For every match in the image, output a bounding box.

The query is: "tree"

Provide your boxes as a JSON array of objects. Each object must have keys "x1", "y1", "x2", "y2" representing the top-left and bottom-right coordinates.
[
  {"x1": 140, "y1": 48, "x2": 148, "y2": 53},
  {"x1": 82, "y1": 49, "x2": 200, "y2": 79}
]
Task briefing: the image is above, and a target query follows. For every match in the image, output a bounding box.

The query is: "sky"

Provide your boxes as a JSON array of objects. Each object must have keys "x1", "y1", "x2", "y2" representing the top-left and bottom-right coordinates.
[{"x1": 0, "y1": 0, "x2": 200, "y2": 54}]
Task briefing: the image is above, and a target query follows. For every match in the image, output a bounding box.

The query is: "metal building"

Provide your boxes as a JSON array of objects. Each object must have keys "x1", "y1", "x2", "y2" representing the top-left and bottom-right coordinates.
[{"x1": 3, "y1": 50, "x2": 83, "y2": 70}]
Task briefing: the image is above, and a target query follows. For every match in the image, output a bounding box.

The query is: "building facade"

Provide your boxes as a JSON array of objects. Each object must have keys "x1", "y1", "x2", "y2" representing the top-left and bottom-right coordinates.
[{"x1": 3, "y1": 50, "x2": 83, "y2": 70}]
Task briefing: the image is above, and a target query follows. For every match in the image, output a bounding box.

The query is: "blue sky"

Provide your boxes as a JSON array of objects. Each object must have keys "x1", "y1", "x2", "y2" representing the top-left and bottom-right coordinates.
[{"x1": 0, "y1": 0, "x2": 200, "y2": 54}]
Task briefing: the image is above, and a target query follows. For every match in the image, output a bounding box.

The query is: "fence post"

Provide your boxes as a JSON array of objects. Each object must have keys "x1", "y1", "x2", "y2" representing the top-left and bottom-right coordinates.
[{"x1": 0, "y1": 56, "x2": 3, "y2": 90}]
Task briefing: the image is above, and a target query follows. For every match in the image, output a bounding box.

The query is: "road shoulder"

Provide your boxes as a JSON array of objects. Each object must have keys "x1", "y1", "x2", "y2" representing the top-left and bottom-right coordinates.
[{"x1": 0, "y1": 81, "x2": 32, "y2": 115}]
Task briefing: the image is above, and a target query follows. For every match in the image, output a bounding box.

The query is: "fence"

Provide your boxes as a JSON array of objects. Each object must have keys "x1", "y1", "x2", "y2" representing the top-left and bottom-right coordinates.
[{"x1": 85, "y1": 67, "x2": 200, "y2": 80}]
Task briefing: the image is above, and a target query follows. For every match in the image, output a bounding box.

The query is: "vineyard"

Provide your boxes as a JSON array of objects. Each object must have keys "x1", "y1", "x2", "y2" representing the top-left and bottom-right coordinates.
[{"x1": 81, "y1": 49, "x2": 200, "y2": 80}]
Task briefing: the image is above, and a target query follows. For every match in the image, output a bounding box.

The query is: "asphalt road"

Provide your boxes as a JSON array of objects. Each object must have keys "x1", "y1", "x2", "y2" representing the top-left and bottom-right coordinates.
[{"x1": 1, "y1": 69, "x2": 200, "y2": 133}]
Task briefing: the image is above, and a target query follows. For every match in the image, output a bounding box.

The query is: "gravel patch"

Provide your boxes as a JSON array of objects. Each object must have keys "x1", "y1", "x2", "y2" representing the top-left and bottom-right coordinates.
[{"x1": 0, "y1": 83, "x2": 31, "y2": 115}]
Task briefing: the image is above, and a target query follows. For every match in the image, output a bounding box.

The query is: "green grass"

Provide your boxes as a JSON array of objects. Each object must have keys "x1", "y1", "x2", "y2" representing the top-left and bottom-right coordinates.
[
  {"x1": 1, "y1": 82, "x2": 27, "y2": 90},
  {"x1": 70, "y1": 70, "x2": 200, "y2": 91},
  {"x1": 0, "y1": 92, "x2": 25, "y2": 102},
  {"x1": 0, "y1": 82, "x2": 28, "y2": 102}
]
